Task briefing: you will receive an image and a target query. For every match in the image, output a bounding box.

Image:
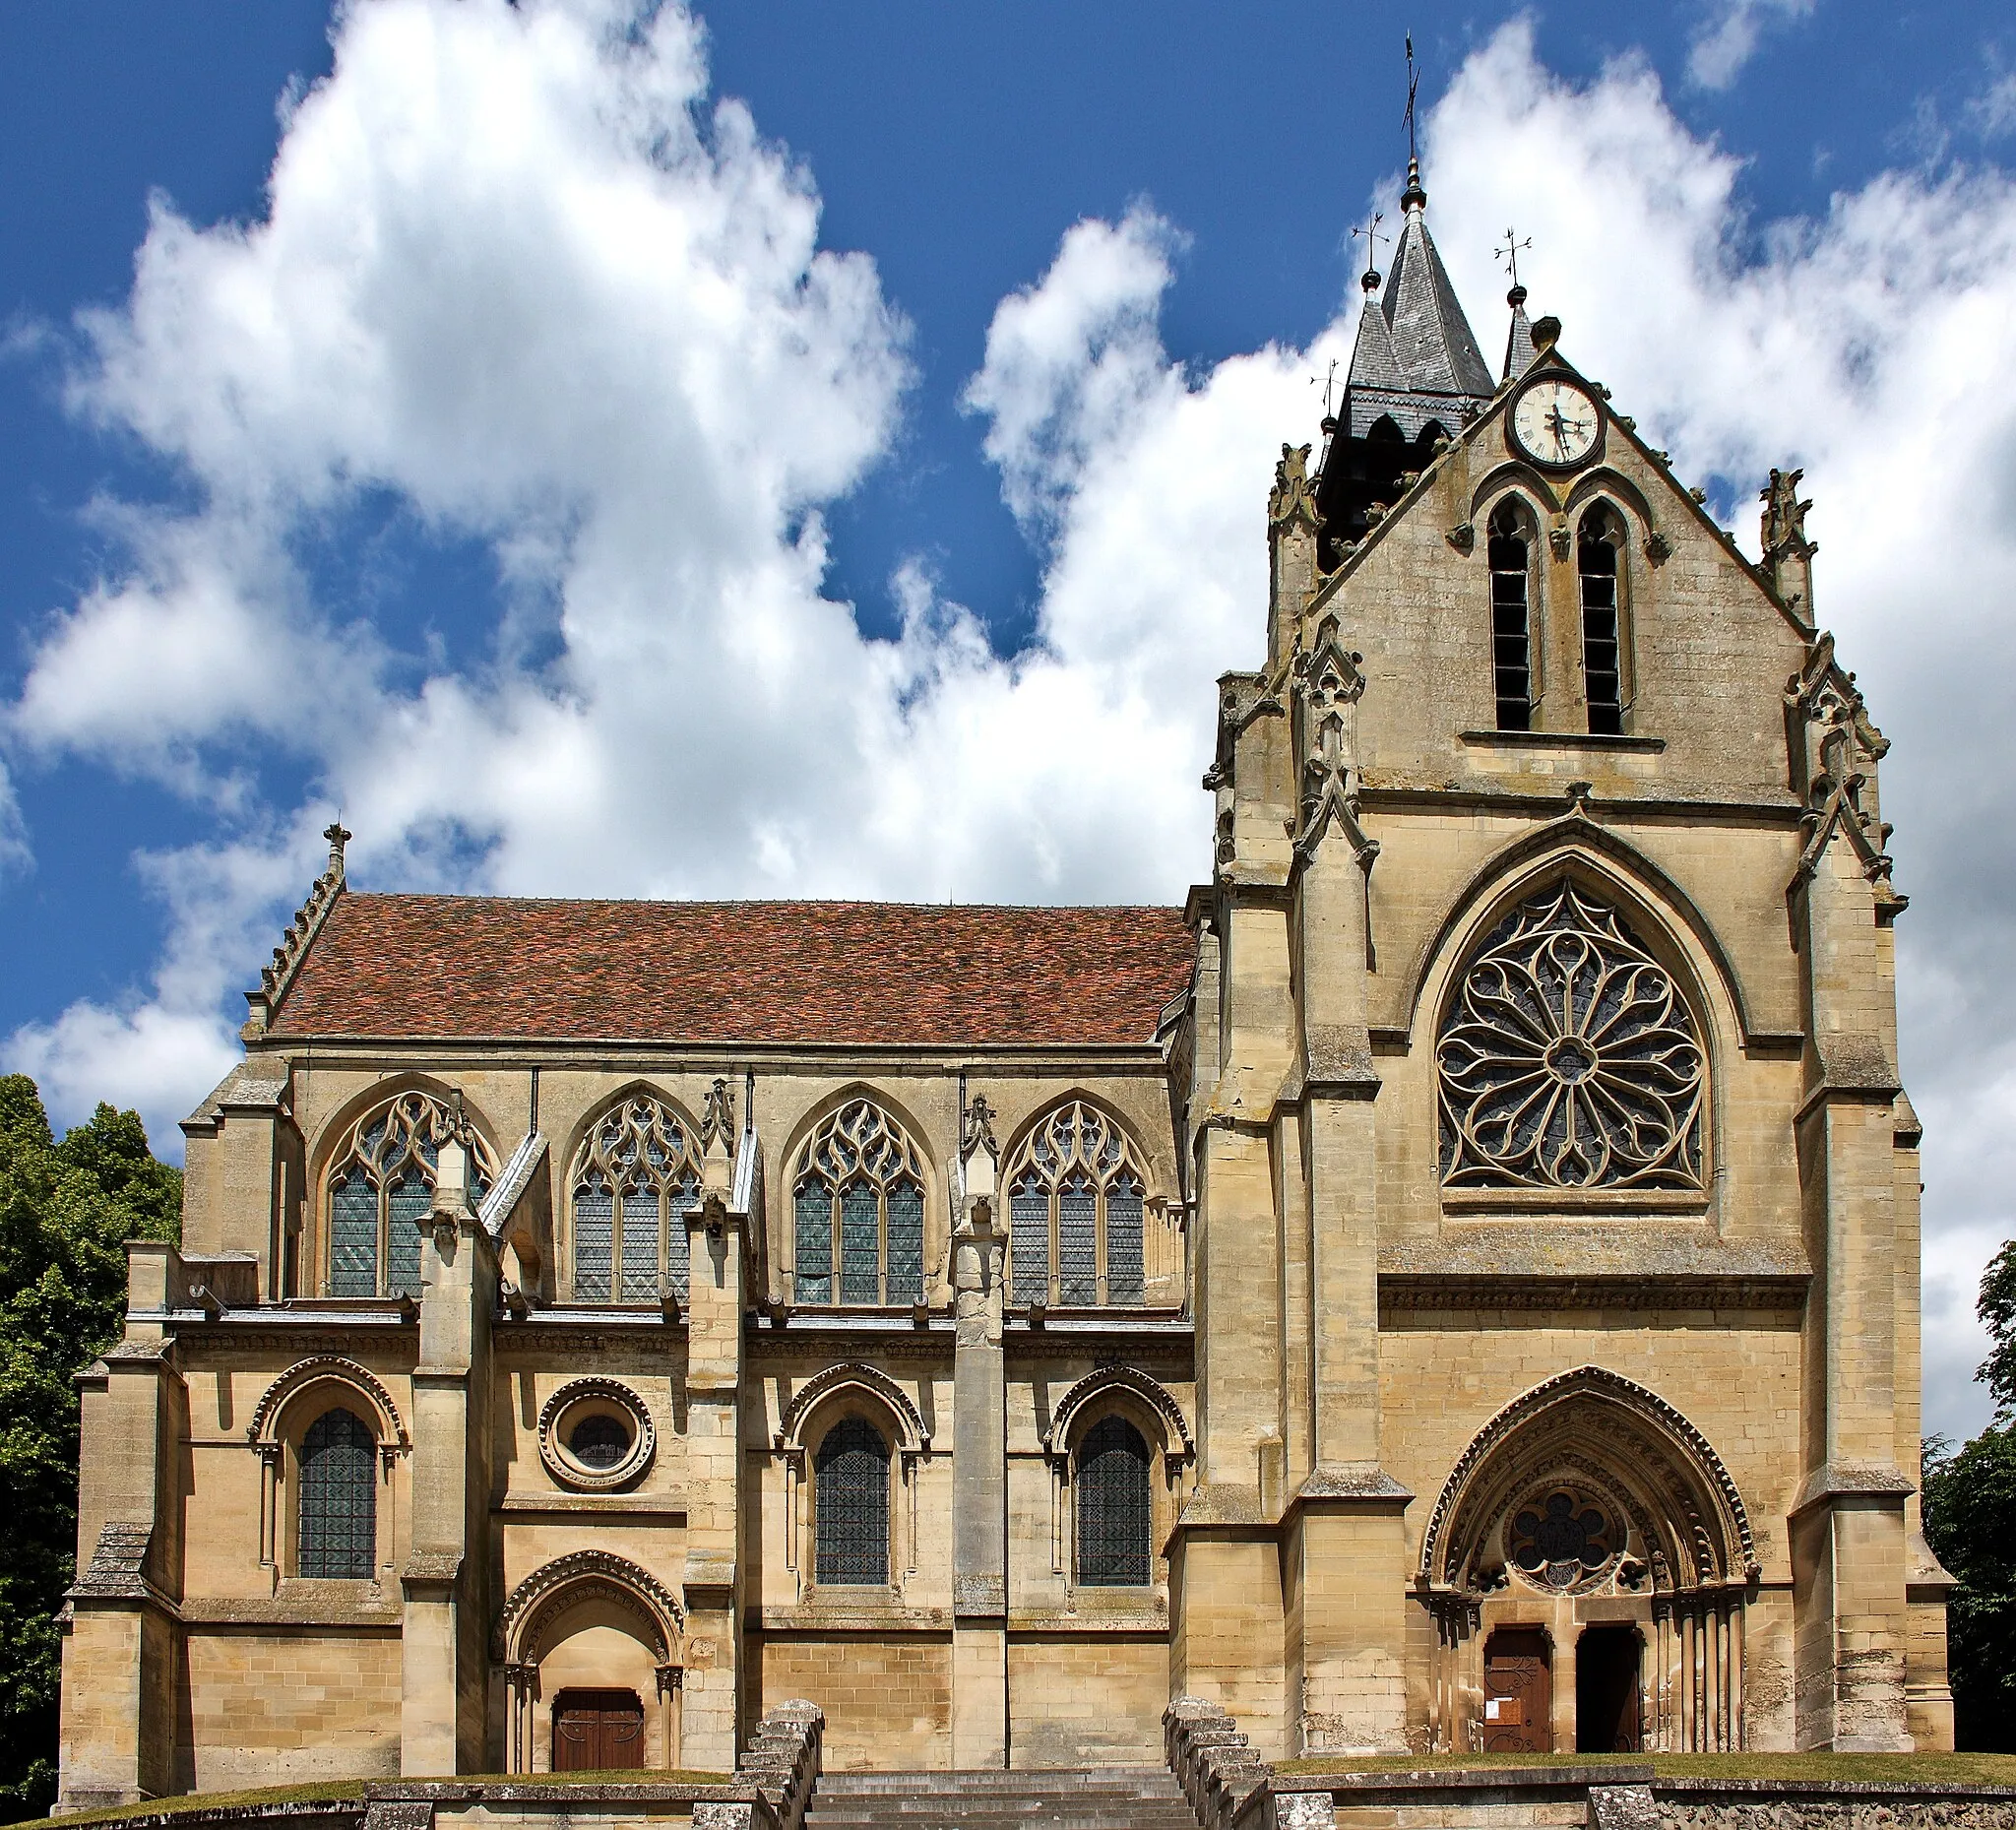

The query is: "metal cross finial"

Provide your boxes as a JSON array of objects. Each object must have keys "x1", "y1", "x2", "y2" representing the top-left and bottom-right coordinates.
[
  {"x1": 1495, "y1": 226, "x2": 1533, "y2": 290},
  {"x1": 1404, "y1": 34, "x2": 1422, "y2": 164},
  {"x1": 1351, "y1": 211, "x2": 1389, "y2": 292},
  {"x1": 1310, "y1": 357, "x2": 1341, "y2": 416}
]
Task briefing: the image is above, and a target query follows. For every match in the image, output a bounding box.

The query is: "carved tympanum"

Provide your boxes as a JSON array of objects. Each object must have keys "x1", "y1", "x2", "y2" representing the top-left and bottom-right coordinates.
[{"x1": 1437, "y1": 884, "x2": 1704, "y2": 1191}]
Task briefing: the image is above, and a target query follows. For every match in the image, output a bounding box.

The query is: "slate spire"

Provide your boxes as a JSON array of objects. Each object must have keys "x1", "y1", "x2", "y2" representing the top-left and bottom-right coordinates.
[{"x1": 1503, "y1": 283, "x2": 1537, "y2": 383}]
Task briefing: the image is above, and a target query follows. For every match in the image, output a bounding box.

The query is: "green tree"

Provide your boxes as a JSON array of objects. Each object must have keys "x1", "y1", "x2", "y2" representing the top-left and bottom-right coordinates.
[{"x1": 0, "y1": 1075, "x2": 180, "y2": 1817}]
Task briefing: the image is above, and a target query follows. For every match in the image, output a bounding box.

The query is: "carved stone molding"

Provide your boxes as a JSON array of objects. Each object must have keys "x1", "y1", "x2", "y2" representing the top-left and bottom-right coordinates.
[
  {"x1": 536, "y1": 1376, "x2": 657, "y2": 1492},
  {"x1": 776, "y1": 1361, "x2": 929, "y2": 1454},
  {"x1": 1043, "y1": 1361, "x2": 1194, "y2": 1468},
  {"x1": 492, "y1": 1547, "x2": 685, "y2": 1664},
  {"x1": 245, "y1": 1355, "x2": 410, "y2": 1451}
]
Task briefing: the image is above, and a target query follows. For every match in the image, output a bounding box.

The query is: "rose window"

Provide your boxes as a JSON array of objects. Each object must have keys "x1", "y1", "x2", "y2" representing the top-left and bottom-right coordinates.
[
  {"x1": 1509, "y1": 1487, "x2": 1616, "y2": 1591},
  {"x1": 1437, "y1": 884, "x2": 1704, "y2": 1190}
]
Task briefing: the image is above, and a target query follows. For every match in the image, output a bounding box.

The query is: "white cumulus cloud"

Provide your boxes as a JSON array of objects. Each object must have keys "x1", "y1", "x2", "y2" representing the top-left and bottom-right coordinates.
[{"x1": 1687, "y1": 0, "x2": 1817, "y2": 90}]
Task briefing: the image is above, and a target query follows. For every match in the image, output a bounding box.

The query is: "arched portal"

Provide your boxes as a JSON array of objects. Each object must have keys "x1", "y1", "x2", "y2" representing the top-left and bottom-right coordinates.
[
  {"x1": 493, "y1": 1552, "x2": 685, "y2": 1773},
  {"x1": 1420, "y1": 1367, "x2": 1756, "y2": 1753}
]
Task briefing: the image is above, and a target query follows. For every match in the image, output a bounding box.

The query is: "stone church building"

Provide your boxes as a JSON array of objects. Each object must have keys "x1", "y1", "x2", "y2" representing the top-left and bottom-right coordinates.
[{"x1": 57, "y1": 160, "x2": 1952, "y2": 1808}]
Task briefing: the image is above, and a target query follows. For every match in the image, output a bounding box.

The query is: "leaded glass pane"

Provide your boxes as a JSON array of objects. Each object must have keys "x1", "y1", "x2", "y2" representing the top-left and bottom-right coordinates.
[
  {"x1": 839, "y1": 1181, "x2": 880, "y2": 1304},
  {"x1": 620, "y1": 1182, "x2": 660, "y2": 1299},
  {"x1": 794, "y1": 1179, "x2": 833, "y2": 1305},
  {"x1": 886, "y1": 1179, "x2": 924, "y2": 1304},
  {"x1": 1105, "y1": 1175, "x2": 1145, "y2": 1306},
  {"x1": 329, "y1": 1173, "x2": 378, "y2": 1297},
  {"x1": 575, "y1": 1180, "x2": 614, "y2": 1301},
  {"x1": 298, "y1": 1407, "x2": 377, "y2": 1580},
  {"x1": 815, "y1": 1417, "x2": 889, "y2": 1585},
  {"x1": 1058, "y1": 1173, "x2": 1098, "y2": 1305},
  {"x1": 667, "y1": 1174, "x2": 698, "y2": 1302},
  {"x1": 1010, "y1": 1178, "x2": 1049, "y2": 1304},
  {"x1": 1077, "y1": 1416, "x2": 1151, "y2": 1586},
  {"x1": 386, "y1": 1169, "x2": 431, "y2": 1297}
]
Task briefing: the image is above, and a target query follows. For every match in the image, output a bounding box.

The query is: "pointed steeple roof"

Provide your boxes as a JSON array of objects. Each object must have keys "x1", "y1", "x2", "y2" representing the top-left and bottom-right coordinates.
[
  {"x1": 1339, "y1": 158, "x2": 1493, "y2": 440},
  {"x1": 1502, "y1": 284, "x2": 1537, "y2": 382}
]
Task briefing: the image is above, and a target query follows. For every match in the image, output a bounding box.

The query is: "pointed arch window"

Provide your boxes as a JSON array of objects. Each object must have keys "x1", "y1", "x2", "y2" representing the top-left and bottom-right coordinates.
[
  {"x1": 297, "y1": 1406, "x2": 377, "y2": 1579},
  {"x1": 1076, "y1": 1415, "x2": 1152, "y2": 1586},
  {"x1": 1488, "y1": 500, "x2": 1535, "y2": 731},
  {"x1": 1437, "y1": 883, "x2": 1705, "y2": 1191},
  {"x1": 1005, "y1": 1102, "x2": 1150, "y2": 1307},
  {"x1": 791, "y1": 1101, "x2": 926, "y2": 1307},
  {"x1": 814, "y1": 1417, "x2": 890, "y2": 1585},
  {"x1": 323, "y1": 1092, "x2": 495, "y2": 1297},
  {"x1": 1578, "y1": 505, "x2": 1626, "y2": 734},
  {"x1": 568, "y1": 1094, "x2": 703, "y2": 1303}
]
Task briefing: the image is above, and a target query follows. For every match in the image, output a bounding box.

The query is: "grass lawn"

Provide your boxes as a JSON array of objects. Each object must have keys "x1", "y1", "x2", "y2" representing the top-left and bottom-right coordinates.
[{"x1": 1271, "y1": 1750, "x2": 2016, "y2": 1787}]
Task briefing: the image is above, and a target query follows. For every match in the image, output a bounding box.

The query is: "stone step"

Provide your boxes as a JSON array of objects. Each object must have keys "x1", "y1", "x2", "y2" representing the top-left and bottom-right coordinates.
[{"x1": 802, "y1": 1765, "x2": 1197, "y2": 1830}]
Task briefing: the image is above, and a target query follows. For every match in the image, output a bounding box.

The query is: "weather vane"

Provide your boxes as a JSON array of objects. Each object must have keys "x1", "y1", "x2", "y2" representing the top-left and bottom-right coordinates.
[
  {"x1": 1403, "y1": 34, "x2": 1421, "y2": 165},
  {"x1": 1351, "y1": 210, "x2": 1389, "y2": 291},
  {"x1": 1310, "y1": 357, "x2": 1341, "y2": 416},
  {"x1": 1494, "y1": 225, "x2": 1533, "y2": 290}
]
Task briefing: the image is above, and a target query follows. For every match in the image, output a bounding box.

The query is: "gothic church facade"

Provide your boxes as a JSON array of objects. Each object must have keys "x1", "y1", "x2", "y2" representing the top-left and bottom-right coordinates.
[{"x1": 57, "y1": 164, "x2": 1952, "y2": 1807}]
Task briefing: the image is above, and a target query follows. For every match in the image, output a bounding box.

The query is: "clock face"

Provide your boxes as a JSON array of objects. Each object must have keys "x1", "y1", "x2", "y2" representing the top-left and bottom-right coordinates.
[{"x1": 1511, "y1": 378, "x2": 1603, "y2": 469}]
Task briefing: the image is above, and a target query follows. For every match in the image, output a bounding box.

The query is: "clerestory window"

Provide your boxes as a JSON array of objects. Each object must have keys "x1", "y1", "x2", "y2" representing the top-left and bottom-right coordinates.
[
  {"x1": 1488, "y1": 501, "x2": 1536, "y2": 731},
  {"x1": 791, "y1": 1100, "x2": 926, "y2": 1306},
  {"x1": 814, "y1": 1417, "x2": 890, "y2": 1585},
  {"x1": 1005, "y1": 1101, "x2": 1148, "y2": 1307},
  {"x1": 297, "y1": 1406, "x2": 377, "y2": 1580},
  {"x1": 568, "y1": 1093, "x2": 703, "y2": 1303},
  {"x1": 324, "y1": 1092, "x2": 495, "y2": 1297},
  {"x1": 1578, "y1": 505, "x2": 1626, "y2": 734}
]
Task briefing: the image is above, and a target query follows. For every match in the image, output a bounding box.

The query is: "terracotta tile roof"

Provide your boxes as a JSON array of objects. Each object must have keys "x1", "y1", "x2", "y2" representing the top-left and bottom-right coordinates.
[{"x1": 270, "y1": 894, "x2": 1195, "y2": 1049}]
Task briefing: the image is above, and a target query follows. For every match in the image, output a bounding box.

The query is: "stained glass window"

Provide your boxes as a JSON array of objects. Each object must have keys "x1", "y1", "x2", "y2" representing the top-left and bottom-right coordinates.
[
  {"x1": 790, "y1": 1101, "x2": 928, "y2": 1307},
  {"x1": 1001, "y1": 1102, "x2": 1153, "y2": 1307},
  {"x1": 567, "y1": 1094, "x2": 706, "y2": 1303},
  {"x1": 886, "y1": 1179, "x2": 924, "y2": 1304},
  {"x1": 321, "y1": 1094, "x2": 494, "y2": 1299},
  {"x1": 1010, "y1": 1176, "x2": 1049, "y2": 1304},
  {"x1": 840, "y1": 1182, "x2": 881, "y2": 1304},
  {"x1": 794, "y1": 1178, "x2": 833, "y2": 1305},
  {"x1": 815, "y1": 1417, "x2": 889, "y2": 1585},
  {"x1": 1077, "y1": 1416, "x2": 1151, "y2": 1586},
  {"x1": 298, "y1": 1406, "x2": 376, "y2": 1580},
  {"x1": 569, "y1": 1413, "x2": 631, "y2": 1471}
]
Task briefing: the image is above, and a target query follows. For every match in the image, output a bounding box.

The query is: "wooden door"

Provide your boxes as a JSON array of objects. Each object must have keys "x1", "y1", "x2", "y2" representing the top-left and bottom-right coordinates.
[
  {"x1": 1482, "y1": 1628, "x2": 1552, "y2": 1753},
  {"x1": 552, "y1": 1688, "x2": 647, "y2": 1772}
]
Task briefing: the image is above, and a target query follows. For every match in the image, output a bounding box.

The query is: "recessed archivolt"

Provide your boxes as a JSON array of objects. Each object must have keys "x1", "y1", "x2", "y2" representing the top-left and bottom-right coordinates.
[
  {"x1": 1043, "y1": 1363, "x2": 1192, "y2": 1465},
  {"x1": 1419, "y1": 1365, "x2": 1756, "y2": 1594},
  {"x1": 1399, "y1": 819, "x2": 1757, "y2": 1049},
  {"x1": 245, "y1": 1355, "x2": 408, "y2": 1450},
  {"x1": 776, "y1": 1361, "x2": 929, "y2": 1454},
  {"x1": 493, "y1": 1548, "x2": 684, "y2": 1665},
  {"x1": 1563, "y1": 468, "x2": 1657, "y2": 530},
  {"x1": 1470, "y1": 463, "x2": 1561, "y2": 522}
]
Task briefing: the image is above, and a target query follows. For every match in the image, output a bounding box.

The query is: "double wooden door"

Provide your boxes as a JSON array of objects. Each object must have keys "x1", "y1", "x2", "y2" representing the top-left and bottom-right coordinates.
[
  {"x1": 552, "y1": 1688, "x2": 646, "y2": 1772},
  {"x1": 1482, "y1": 1628, "x2": 1552, "y2": 1753}
]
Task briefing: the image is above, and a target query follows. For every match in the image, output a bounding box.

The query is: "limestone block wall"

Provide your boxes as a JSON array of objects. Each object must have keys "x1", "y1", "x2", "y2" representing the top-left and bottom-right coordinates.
[
  {"x1": 177, "y1": 1628, "x2": 403, "y2": 1792},
  {"x1": 1007, "y1": 1632, "x2": 1169, "y2": 1765},
  {"x1": 752, "y1": 1634, "x2": 950, "y2": 1770}
]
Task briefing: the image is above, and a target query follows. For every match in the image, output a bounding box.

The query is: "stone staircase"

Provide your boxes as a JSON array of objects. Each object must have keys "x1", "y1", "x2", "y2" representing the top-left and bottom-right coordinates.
[{"x1": 802, "y1": 1767, "x2": 1200, "y2": 1830}]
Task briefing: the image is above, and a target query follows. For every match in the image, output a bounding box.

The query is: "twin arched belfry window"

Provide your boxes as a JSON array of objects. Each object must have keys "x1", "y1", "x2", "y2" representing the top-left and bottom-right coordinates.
[
  {"x1": 324, "y1": 1092, "x2": 497, "y2": 1297},
  {"x1": 1486, "y1": 497, "x2": 1632, "y2": 736}
]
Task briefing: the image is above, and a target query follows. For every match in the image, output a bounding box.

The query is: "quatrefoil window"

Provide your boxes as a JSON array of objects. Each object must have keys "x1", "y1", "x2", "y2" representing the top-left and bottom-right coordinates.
[{"x1": 1437, "y1": 884, "x2": 1704, "y2": 1190}]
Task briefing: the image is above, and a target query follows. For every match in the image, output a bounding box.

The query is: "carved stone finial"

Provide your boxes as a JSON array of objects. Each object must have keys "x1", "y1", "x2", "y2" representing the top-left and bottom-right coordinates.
[
  {"x1": 961, "y1": 1094, "x2": 999, "y2": 1163},
  {"x1": 324, "y1": 819, "x2": 351, "y2": 881},
  {"x1": 700, "y1": 1076, "x2": 736, "y2": 1151},
  {"x1": 1760, "y1": 467, "x2": 1814, "y2": 556}
]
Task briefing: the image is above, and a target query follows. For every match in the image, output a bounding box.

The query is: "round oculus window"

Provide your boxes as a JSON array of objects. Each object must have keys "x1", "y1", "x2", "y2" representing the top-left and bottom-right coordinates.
[{"x1": 537, "y1": 1379, "x2": 655, "y2": 1491}]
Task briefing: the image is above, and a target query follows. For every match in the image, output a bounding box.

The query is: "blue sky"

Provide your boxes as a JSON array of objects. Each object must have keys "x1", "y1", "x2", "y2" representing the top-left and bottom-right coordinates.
[{"x1": 2, "y1": 0, "x2": 2013, "y2": 1438}]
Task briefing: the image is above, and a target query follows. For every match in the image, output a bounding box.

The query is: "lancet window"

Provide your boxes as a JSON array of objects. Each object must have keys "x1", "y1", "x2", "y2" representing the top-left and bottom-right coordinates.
[
  {"x1": 297, "y1": 1406, "x2": 377, "y2": 1580},
  {"x1": 791, "y1": 1100, "x2": 926, "y2": 1307},
  {"x1": 1076, "y1": 1415, "x2": 1152, "y2": 1586},
  {"x1": 1578, "y1": 505, "x2": 1625, "y2": 734},
  {"x1": 1488, "y1": 500, "x2": 1536, "y2": 731},
  {"x1": 814, "y1": 1417, "x2": 890, "y2": 1585},
  {"x1": 568, "y1": 1094, "x2": 702, "y2": 1303},
  {"x1": 1006, "y1": 1101, "x2": 1148, "y2": 1307},
  {"x1": 324, "y1": 1092, "x2": 495, "y2": 1297},
  {"x1": 1437, "y1": 883, "x2": 1704, "y2": 1191}
]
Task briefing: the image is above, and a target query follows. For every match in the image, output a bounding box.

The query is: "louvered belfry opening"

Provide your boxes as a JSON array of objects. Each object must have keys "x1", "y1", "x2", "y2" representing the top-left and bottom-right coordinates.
[
  {"x1": 815, "y1": 1417, "x2": 890, "y2": 1586},
  {"x1": 1579, "y1": 505, "x2": 1625, "y2": 734},
  {"x1": 297, "y1": 1406, "x2": 377, "y2": 1580},
  {"x1": 1488, "y1": 501, "x2": 1535, "y2": 731},
  {"x1": 1077, "y1": 1415, "x2": 1153, "y2": 1587}
]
